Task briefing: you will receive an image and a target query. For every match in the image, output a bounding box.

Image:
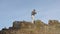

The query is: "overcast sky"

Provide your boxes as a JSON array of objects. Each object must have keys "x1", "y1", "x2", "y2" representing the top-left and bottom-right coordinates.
[{"x1": 0, "y1": 0, "x2": 60, "y2": 30}]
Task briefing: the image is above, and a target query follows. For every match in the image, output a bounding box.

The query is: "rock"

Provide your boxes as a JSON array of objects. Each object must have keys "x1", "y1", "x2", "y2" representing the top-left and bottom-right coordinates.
[
  {"x1": 48, "y1": 20, "x2": 60, "y2": 25},
  {"x1": 0, "y1": 20, "x2": 60, "y2": 34}
]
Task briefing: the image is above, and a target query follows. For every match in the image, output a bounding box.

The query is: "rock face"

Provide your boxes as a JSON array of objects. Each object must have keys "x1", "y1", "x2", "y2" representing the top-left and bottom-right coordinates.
[
  {"x1": 48, "y1": 20, "x2": 60, "y2": 25},
  {"x1": 13, "y1": 21, "x2": 35, "y2": 29},
  {"x1": 0, "y1": 20, "x2": 60, "y2": 34}
]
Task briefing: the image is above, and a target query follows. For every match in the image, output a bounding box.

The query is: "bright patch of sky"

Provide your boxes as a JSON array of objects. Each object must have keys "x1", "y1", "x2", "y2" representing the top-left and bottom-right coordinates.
[{"x1": 0, "y1": 0, "x2": 60, "y2": 30}]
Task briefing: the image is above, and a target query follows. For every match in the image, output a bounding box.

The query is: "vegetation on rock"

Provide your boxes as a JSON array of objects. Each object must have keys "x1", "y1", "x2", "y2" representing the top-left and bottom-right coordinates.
[{"x1": 0, "y1": 20, "x2": 60, "y2": 34}]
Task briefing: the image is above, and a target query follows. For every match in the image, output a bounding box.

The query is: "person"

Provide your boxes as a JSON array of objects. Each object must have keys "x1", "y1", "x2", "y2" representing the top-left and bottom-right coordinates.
[{"x1": 31, "y1": 9, "x2": 37, "y2": 23}]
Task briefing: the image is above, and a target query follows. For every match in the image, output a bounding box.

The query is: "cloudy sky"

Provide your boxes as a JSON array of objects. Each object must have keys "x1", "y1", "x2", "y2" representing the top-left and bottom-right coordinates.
[{"x1": 0, "y1": 0, "x2": 60, "y2": 30}]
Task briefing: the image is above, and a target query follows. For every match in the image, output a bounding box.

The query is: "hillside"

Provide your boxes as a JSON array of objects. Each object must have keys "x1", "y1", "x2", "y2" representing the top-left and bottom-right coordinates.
[{"x1": 0, "y1": 20, "x2": 60, "y2": 34}]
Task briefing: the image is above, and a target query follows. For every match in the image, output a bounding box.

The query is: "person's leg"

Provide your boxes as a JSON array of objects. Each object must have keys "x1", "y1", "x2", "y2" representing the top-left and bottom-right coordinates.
[{"x1": 32, "y1": 15, "x2": 34, "y2": 23}]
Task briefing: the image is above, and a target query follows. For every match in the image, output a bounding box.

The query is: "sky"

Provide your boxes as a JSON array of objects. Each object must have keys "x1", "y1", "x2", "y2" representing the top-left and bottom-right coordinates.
[{"x1": 0, "y1": 0, "x2": 60, "y2": 30}]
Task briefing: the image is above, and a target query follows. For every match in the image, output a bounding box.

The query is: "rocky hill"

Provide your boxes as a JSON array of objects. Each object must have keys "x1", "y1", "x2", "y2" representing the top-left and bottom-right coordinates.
[{"x1": 0, "y1": 20, "x2": 60, "y2": 34}]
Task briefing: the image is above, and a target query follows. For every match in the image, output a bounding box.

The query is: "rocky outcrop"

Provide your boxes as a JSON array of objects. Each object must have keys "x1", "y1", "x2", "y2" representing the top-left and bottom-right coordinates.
[
  {"x1": 48, "y1": 20, "x2": 60, "y2": 25},
  {"x1": 0, "y1": 20, "x2": 60, "y2": 34}
]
